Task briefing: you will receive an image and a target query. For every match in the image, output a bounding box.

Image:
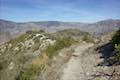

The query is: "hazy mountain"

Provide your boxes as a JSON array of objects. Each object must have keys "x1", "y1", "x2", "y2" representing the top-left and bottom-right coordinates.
[
  {"x1": 0, "y1": 19, "x2": 120, "y2": 44},
  {"x1": 85, "y1": 19, "x2": 120, "y2": 36}
]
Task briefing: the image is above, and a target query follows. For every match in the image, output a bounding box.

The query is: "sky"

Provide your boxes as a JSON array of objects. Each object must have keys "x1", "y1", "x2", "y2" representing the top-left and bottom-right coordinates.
[{"x1": 0, "y1": 0, "x2": 120, "y2": 22}]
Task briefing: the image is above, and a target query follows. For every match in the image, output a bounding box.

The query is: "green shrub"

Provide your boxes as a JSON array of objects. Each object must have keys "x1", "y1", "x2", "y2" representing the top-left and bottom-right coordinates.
[
  {"x1": 16, "y1": 64, "x2": 45, "y2": 80},
  {"x1": 112, "y1": 30, "x2": 120, "y2": 62},
  {"x1": 114, "y1": 44, "x2": 120, "y2": 61},
  {"x1": 45, "y1": 37, "x2": 76, "y2": 58},
  {"x1": 115, "y1": 44, "x2": 120, "y2": 53},
  {"x1": 9, "y1": 33, "x2": 29, "y2": 46},
  {"x1": 112, "y1": 30, "x2": 120, "y2": 45},
  {"x1": 26, "y1": 30, "x2": 45, "y2": 34},
  {"x1": 82, "y1": 33, "x2": 93, "y2": 42}
]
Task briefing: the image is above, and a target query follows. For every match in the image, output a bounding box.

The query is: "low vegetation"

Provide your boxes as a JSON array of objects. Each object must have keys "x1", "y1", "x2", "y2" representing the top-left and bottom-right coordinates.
[
  {"x1": 16, "y1": 64, "x2": 45, "y2": 80},
  {"x1": 16, "y1": 30, "x2": 90, "y2": 80},
  {"x1": 0, "y1": 29, "x2": 94, "y2": 80},
  {"x1": 82, "y1": 32, "x2": 93, "y2": 42},
  {"x1": 45, "y1": 37, "x2": 77, "y2": 58},
  {"x1": 112, "y1": 29, "x2": 120, "y2": 62},
  {"x1": 53, "y1": 29, "x2": 94, "y2": 43}
]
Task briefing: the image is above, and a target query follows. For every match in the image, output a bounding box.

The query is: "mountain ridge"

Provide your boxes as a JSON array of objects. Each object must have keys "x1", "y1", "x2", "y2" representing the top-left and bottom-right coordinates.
[{"x1": 0, "y1": 19, "x2": 120, "y2": 44}]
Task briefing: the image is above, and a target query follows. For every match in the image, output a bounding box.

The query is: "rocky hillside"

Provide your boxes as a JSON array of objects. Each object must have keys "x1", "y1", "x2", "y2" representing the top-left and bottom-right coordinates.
[
  {"x1": 0, "y1": 19, "x2": 120, "y2": 44},
  {"x1": 0, "y1": 29, "x2": 92, "y2": 80},
  {"x1": 0, "y1": 28, "x2": 120, "y2": 80},
  {"x1": 0, "y1": 30, "x2": 54, "y2": 80},
  {"x1": 0, "y1": 19, "x2": 120, "y2": 80}
]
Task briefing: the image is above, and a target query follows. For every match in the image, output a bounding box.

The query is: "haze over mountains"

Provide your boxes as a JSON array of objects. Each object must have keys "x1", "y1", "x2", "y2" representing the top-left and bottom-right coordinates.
[{"x1": 0, "y1": 19, "x2": 120, "y2": 44}]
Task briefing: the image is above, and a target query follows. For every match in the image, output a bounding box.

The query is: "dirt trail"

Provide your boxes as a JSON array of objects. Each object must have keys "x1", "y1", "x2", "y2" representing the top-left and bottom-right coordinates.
[{"x1": 59, "y1": 42, "x2": 112, "y2": 80}]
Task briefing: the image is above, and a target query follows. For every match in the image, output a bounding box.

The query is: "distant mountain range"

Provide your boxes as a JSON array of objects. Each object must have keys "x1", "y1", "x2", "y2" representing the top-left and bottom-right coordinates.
[{"x1": 0, "y1": 19, "x2": 120, "y2": 44}]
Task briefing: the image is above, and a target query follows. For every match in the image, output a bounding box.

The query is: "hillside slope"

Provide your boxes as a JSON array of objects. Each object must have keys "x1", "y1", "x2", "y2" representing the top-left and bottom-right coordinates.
[
  {"x1": 0, "y1": 29, "x2": 91, "y2": 80},
  {"x1": 0, "y1": 19, "x2": 120, "y2": 44}
]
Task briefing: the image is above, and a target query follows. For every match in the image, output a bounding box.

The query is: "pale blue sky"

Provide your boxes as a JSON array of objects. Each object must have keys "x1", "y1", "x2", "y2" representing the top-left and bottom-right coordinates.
[{"x1": 0, "y1": 0, "x2": 120, "y2": 22}]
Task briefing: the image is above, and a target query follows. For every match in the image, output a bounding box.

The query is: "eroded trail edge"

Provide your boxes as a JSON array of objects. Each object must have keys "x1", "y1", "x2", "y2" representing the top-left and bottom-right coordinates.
[{"x1": 60, "y1": 42, "x2": 94, "y2": 80}]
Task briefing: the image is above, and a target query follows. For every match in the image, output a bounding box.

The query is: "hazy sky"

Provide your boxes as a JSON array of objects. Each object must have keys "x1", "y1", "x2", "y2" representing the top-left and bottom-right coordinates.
[{"x1": 0, "y1": 0, "x2": 120, "y2": 22}]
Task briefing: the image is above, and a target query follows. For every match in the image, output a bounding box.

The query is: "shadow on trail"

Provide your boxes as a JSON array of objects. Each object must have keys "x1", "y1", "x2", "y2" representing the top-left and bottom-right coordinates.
[{"x1": 96, "y1": 42, "x2": 117, "y2": 66}]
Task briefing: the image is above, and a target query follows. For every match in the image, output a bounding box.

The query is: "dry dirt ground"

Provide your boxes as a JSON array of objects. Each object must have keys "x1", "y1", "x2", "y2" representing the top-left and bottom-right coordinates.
[
  {"x1": 38, "y1": 42, "x2": 120, "y2": 80},
  {"x1": 58, "y1": 42, "x2": 120, "y2": 80}
]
